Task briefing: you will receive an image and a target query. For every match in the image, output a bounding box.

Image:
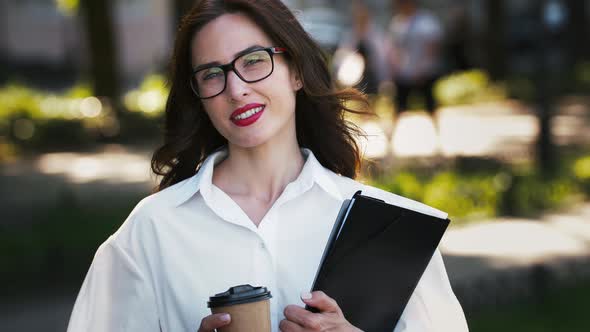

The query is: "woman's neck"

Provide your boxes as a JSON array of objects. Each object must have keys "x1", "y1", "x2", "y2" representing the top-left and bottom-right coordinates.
[{"x1": 212, "y1": 139, "x2": 305, "y2": 205}]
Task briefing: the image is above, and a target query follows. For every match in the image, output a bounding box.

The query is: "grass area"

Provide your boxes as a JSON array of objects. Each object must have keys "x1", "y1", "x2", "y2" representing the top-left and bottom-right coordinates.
[{"x1": 468, "y1": 281, "x2": 590, "y2": 332}]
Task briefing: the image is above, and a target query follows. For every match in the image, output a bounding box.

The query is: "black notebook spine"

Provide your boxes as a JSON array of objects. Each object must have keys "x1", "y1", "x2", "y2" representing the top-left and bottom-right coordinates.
[{"x1": 306, "y1": 193, "x2": 359, "y2": 312}]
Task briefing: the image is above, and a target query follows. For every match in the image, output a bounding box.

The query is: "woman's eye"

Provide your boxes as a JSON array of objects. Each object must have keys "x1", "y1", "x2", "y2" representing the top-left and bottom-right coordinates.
[
  {"x1": 202, "y1": 68, "x2": 223, "y2": 80},
  {"x1": 242, "y1": 52, "x2": 268, "y2": 66},
  {"x1": 244, "y1": 58, "x2": 263, "y2": 66},
  {"x1": 204, "y1": 73, "x2": 219, "y2": 80}
]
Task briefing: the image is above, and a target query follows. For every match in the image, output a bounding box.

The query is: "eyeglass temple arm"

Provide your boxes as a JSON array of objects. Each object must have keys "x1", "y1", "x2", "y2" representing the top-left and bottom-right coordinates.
[{"x1": 270, "y1": 47, "x2": 287, "y2": 54}]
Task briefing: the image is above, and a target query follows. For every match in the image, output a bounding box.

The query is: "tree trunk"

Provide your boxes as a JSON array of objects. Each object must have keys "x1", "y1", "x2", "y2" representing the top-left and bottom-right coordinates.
[
  {"x1": 484, "y1": 0, "x2": 506, "y2": 80},
  {"x1": 534, "y1": 0, "x2": 557, "y2": 175},
  {"x1": 79, "y1": 0, "x2": 120, "y2": 106},
  {"x1": 564, "y1": 0, "x2": 590, "y2": 64}
]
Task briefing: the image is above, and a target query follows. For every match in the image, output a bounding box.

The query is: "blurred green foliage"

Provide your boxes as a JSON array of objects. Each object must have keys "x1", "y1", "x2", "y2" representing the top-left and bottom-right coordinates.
[
  {"x1": 350, "y1": 69, "x2": 507, "y2": 113},
  {"x1": 423, "y1": 172, "x2": 500, "y2": 220},
  {"x1": 0, "y1": 83, "x2": 100, "y2": 150},
  {"x1": 573, "y1": 155, "x2": 590, "y2": 195},
  {"x1": 432, "y1": 66, "x2": 589, "y2": 105},
  {"x1": 574, "y1": 61, "x2": 590, "y2": 91},
  {"x1": 123, "y1": 74, "x2": 168, "y2": 117},
  {"x1": 55, "y1": 0, "x2": 79, "y2": 16},
  {"x1": 368, "y1": 153, "x2": 589, "y2": 224},
  {"x1": 0, "y1": 78, "x2": 163, "y2": 151},
  {"x1": 501, "y1": 172, "x2": 579, "y2": 216},
  {"x1": 0, "y1": 83, "x2": 92, "y2": 120},
  {"x1": 434, "y1": 70, "x2": 508, "y2": 107}
]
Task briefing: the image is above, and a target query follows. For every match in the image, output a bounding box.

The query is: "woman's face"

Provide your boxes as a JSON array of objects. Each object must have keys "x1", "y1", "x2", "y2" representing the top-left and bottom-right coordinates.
[{"x1": 191, "y1": 13, "x2": 301, "y2": 149}]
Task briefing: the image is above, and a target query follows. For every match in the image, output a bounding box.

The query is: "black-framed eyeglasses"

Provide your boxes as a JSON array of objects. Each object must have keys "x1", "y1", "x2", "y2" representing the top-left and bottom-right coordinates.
[{"x1": 190, "y1": 46, "x2": 287, "y2": 99}]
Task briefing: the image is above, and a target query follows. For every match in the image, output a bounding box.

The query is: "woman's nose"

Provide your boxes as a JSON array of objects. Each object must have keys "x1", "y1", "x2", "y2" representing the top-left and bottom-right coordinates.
[{"x1": 225, "y1": 70, "x2": 250, "y2": 99}]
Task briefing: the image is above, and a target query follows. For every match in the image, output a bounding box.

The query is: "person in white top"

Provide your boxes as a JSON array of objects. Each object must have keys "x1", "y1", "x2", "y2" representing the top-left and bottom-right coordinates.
[
  {"x1": 67, "y1": 0, "x2": 468, "y2": 331},
  {"x1": 388, "y1": 0, "x2": 444, "y2": 116},
  {"x1": 337, "y1": 0, "x2": 390, "y2": 95}
]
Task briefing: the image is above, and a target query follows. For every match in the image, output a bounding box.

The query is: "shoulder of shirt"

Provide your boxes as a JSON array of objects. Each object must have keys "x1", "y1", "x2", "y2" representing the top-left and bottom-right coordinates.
[
  {"x1": 135, "y1": 176, "x2": 195, "y2": 215},
  {"x1": 107, "y1": 176, "x2": 196, "y2": 245},
  {"x1": 324, "y1": 170, "x2": 448, "y2": 219}
]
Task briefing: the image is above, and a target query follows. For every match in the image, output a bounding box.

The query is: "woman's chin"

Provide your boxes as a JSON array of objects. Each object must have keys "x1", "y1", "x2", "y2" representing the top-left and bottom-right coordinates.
[{"x1": 228, "y1": 126, "x2": 292, "y2": 150}]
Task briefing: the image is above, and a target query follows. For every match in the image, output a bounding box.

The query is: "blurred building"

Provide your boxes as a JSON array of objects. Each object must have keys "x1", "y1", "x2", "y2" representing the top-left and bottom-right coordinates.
[{"x1": 0, "y1": 0, "x2": 172, "y2": 89}]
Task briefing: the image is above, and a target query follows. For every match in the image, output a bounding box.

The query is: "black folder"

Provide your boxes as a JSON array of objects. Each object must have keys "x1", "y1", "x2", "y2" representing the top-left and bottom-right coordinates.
[{"x1": 307, "y1": 190, "x2": 450, "y2": 331}]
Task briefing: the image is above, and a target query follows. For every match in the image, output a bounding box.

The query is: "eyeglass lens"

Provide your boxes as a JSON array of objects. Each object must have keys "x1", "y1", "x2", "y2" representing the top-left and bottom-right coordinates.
[{"x1": 193, "y1": 49, "x2": 273, "y2": 98}]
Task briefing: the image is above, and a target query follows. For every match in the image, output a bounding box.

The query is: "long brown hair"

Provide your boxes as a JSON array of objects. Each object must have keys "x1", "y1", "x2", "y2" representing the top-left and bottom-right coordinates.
[{"x1": 152, "y1": 0, "x2": 369, "y2": 191}]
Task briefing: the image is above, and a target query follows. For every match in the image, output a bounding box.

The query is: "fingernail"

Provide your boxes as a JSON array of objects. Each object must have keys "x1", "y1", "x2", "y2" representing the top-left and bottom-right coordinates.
[
  {"x1": 220, "y1": 313, "x2": 231, "y2": 322},
  {"x1": 300, "y1": 291, "x2": 312, "y2": 300}
]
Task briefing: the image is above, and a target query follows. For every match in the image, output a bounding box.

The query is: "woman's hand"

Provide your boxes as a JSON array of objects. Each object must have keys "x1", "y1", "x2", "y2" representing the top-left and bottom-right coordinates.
[
  {"x1": 197, "y1": 313, "x2": 231, "y2": 332},
  {"x1": 280, "y1": 291, "x2": 363, "y2": 332}
]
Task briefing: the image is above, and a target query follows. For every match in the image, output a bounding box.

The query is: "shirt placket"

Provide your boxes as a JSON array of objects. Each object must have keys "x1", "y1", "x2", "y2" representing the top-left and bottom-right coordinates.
[
  {"x1": 256, "y1": 207, "x2": 280, "y2": 330},
  {"x1": 257, "y1": 185, "x2": 306, "y2": 331}
]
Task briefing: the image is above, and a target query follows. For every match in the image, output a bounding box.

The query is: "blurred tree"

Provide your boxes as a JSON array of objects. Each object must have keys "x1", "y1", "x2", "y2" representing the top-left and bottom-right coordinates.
[
  {"x1": 79, "y1": 0, "x2": 120, "y2": 106},
  {"x1": 534, "y1": 0, "x2": 570, "y2": 175},
  {"x1": 564, "y1": 0, "x2": 590, "y2": 64},
  {"x1": 484, "y1": 0, "x2": 506, "y2": 80}
]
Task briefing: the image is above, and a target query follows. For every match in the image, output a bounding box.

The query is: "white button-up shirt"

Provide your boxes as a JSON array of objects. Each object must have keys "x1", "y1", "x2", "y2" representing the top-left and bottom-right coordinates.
[{"x1": 67, "y1": 148, "x2": 468, "y2": 332}]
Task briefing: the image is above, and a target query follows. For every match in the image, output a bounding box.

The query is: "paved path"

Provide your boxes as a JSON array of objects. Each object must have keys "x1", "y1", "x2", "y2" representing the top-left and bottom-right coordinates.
[
  {"x1": 442, "y1": 203, "x2": 590, "y2": 312},
  {"x1": 0, "y1": 294, "x2": 75, "y2": 332}
]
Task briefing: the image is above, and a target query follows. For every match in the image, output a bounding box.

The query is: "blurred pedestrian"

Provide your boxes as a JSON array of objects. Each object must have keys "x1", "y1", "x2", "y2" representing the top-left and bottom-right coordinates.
[
  {"x1": 337, "y1": 0, "x2": 390, "y2": 96},
  {"x1": 446, "y1": 3, "x2": 471, "y2": 72},
  {"x1": 388, "y1": 0, "x2": 443, "y2": 122}
]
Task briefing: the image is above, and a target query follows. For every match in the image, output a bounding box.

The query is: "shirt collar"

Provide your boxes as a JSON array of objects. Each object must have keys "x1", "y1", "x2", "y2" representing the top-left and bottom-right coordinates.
[
  {"x1": 172, "y1": 147, "x2": 343, "y2": 207},
  {"x1": 298, "y1": 148, "x2": 343, "y2": 201}
]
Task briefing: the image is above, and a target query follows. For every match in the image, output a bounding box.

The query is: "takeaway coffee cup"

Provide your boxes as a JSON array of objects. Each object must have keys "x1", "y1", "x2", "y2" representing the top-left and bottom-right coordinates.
[{"x1": 208, "y1": 284, "x2": 272, "y2": 332}]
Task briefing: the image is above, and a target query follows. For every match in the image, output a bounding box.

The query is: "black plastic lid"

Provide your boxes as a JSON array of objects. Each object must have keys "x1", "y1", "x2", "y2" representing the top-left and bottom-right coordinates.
[{"x1": 207, "y1": 284, "x2": 272, "y2": 308}]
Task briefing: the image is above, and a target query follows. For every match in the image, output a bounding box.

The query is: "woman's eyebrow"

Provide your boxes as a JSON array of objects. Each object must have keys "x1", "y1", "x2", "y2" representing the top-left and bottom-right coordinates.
[
  {"x1": 193, "y1": 44, "x2": 265, "y2": 71},
  {"x1": 233, "y1": 44, "x2": 265, "y2": 58}
]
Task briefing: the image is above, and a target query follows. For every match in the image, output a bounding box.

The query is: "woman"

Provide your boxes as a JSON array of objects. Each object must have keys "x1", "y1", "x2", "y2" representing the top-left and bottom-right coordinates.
[{"x1": 67, "y1": 1, "x2": 468, "y2": 331}]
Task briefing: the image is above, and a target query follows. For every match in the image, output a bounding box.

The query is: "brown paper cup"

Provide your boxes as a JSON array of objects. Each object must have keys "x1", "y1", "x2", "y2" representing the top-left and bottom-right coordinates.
[{"x1": 211, "y1": 299, "x2": 271, "y2": 332}]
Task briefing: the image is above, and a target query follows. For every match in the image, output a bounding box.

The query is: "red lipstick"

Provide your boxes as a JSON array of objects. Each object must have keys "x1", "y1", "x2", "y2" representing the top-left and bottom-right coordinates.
[{"x1": 230, "y1": 103, "x2": 265, "y2": 127}]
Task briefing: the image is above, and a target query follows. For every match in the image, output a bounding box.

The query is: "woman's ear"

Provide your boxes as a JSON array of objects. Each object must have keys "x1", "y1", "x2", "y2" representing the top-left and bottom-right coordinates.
[
  {"x1": 289, "y1": 64, "x2": 303, "y2": 91},
  {"x1": 291, "y1": 74, "x2": 303, "y2": 91}
]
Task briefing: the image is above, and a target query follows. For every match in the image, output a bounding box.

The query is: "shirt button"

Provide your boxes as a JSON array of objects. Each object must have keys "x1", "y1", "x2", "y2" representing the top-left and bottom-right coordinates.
[{"x1": 260, "y1": 242, "x2": 266, "y2": 249}]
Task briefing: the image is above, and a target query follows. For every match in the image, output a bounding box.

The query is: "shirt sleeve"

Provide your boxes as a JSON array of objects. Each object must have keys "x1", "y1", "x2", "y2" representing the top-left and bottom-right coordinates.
[
  {"x1": 67, "y1": 239, "x2": 160, "y2": 332},
  {"x1": 393, "y1": 249, "x2": 469, "y2": 332}
]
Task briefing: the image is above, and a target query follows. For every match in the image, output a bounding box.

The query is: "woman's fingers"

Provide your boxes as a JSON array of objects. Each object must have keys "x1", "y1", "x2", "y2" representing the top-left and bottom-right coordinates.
[
  {"x1": 284, "y1": 304, "x2": 321, "y2": 329},
  {"x1": 300, "y1": 291, "x2": 341, "y2": 314},
  {"x1": 282, "y1": 292, "x2": 362, "y2": 332},
  {"x1": 279, "y1": 317, "x2": 306, "y2": 332},
  {"x1": 197, "y1": 313, "x2": 231, "y2": 332}
]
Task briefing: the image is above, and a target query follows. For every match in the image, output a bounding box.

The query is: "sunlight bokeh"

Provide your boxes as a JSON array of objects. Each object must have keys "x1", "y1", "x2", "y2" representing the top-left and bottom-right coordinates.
[{"x1": 36, "y1": 146, "x2": 152, "y2": 184}]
